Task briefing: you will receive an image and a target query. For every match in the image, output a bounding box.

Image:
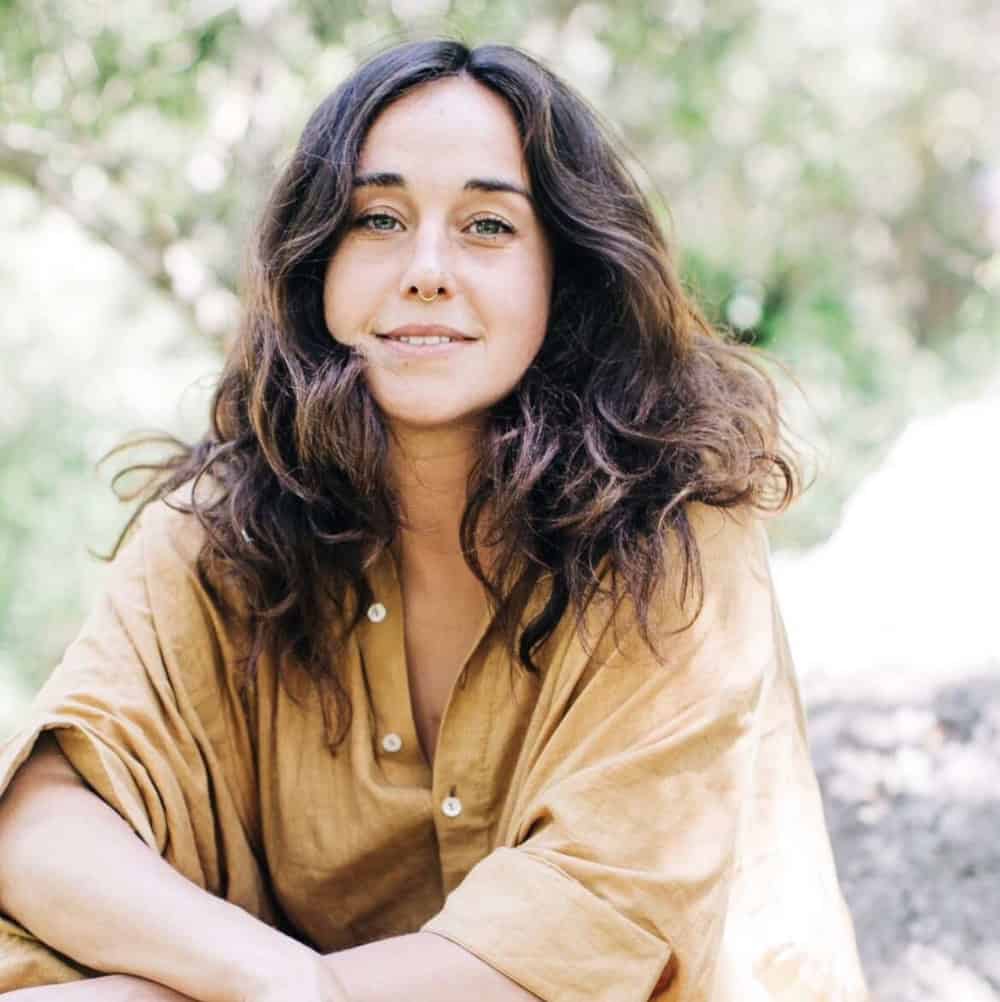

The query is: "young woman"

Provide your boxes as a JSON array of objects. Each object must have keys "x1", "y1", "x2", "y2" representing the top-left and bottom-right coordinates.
[{"x1": 0, "y1": 39, "x2": 867, "y2": 1002}]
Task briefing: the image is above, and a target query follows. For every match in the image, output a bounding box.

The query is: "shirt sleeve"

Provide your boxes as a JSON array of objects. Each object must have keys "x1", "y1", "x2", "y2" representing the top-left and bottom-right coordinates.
[
  {"x1": 0, "y1": 498, "x2": 278, "y2": 991},
  {"x1": 420, "y1": 505, "x2": 792, "y2": 1002}
]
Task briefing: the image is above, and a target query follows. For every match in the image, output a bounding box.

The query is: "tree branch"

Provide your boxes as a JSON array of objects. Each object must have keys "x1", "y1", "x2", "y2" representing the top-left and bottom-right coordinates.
[{"x1": 0, "y1": 124, "x2": 205, "y2": 333}]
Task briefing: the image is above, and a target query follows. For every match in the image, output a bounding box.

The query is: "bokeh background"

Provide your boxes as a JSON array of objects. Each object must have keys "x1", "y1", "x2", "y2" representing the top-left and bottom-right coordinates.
[{"x1": 1, "y1": 1, "x2": 998, "y2": 999}]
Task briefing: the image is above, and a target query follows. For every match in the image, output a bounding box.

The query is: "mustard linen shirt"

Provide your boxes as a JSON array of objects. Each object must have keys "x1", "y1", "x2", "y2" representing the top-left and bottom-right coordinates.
[{"x1": 0, "y1": 497, "x2": 868, "y2": 1001}]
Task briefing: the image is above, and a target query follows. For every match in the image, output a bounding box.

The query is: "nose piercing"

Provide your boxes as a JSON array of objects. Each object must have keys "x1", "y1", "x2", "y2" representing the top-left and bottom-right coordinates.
[{"x1": 418, "y1": 290, "x2": 440, "y2": 302}]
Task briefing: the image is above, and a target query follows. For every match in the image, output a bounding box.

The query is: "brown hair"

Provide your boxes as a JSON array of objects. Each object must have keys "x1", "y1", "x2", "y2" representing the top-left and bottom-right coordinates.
[{"x1": 106, "y1": 38, "x2": 800, "y2": 751}]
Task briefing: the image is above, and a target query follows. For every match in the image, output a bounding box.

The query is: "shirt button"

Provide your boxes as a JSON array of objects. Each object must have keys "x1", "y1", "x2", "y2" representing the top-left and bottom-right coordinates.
[
  {"x1": 367, "y1": 602, "x2": 387, "y2": 623},
  {"x1": 441, "y1": 796, "x2": 463, "y2": 818},
  {"x1": 381, "y1": 733, "x2": 403, "y2": 753}
]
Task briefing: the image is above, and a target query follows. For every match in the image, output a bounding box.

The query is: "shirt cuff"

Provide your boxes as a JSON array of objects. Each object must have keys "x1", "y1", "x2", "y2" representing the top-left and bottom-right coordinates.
[
  {"x1": 419, "y1": 846, "x2": 672, "y2": 1002},
  {"x1": 0, "y1": 718, "x2": 158, "y2": 849}
]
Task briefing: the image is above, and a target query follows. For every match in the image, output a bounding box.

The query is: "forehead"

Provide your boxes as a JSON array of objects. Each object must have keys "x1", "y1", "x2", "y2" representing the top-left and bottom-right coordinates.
[{"x1": 357, "y1": 77, "x2": 529, "y2": 185}]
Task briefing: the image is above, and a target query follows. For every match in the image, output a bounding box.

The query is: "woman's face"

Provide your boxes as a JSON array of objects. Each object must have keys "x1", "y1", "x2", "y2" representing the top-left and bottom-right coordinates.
[{"x1": 322, "y1": 76, "x2": 555, "y2": 432}]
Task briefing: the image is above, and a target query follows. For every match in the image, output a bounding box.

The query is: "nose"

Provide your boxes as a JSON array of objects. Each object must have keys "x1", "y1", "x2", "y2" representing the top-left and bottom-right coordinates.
[{"x1": 399, "y1": 222, "x2": 454, "y2": 303}]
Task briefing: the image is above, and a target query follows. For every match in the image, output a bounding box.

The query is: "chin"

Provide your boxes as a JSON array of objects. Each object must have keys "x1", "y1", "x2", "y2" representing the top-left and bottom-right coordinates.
[{"x1": 379, "y1": 403, "x2": 490, "y2": 434}]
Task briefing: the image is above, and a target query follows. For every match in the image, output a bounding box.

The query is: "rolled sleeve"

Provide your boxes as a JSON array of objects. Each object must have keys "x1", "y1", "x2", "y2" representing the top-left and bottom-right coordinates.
[
  {"x1": 0, "y1": 501, "x2": 225, "y2": 874},
  {"x1": 422, "y1": 847, "x2": 672, "y2": 1002}
]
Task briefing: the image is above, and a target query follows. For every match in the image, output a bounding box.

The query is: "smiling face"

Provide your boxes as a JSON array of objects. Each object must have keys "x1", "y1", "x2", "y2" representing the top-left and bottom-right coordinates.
[{"x1": 322, "y1": 76, "x2": 555, "y2": 434}]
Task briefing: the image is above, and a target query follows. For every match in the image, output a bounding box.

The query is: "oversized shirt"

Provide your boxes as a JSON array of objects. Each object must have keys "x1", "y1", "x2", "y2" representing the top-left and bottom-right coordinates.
[{"x1": 0, "y1": 496, "x2": 868, "y2": 1001}]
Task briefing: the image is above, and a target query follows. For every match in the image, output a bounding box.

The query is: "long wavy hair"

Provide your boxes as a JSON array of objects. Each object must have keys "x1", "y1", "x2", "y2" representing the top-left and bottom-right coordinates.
[{"x1": 106, "y1": 38, "x2": 801, "y2": 751}]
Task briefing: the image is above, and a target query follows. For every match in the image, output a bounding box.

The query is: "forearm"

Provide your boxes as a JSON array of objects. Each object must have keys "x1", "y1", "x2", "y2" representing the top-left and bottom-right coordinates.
[
  {"x1": 0, "y1": 973, "x2": 196, "y2": 1001},
  {"x1": 0, "y1": 737, "x2": 309, "y2": 1002},
  {"x1": 2, "y1": 935, "x2": 540, "y2": 1002},
  {"x1": 324, "y1": 932, "x2": 541, "y2": 1002},
  {"x1": 324, "y1": 932, "x2": 671, "y2": 1002}
]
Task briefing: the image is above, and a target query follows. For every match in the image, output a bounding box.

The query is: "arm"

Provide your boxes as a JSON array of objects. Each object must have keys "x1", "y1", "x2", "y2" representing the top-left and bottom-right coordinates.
[
  {"x1": 0, "y1": 975, "x2": 193, "y2": 1001},
  {"x1": 0, "y1": 735, "x2": 317, "y2": 1002},
  {"x1": 323, "y1": 932, "x2": 541, "y2": 1002},
  {"x1": 1, "y1": 933, "x2": 545, "y2": 1002},
  {"x1": 324, "y1": 933, "x2": 677, "y2": 1002},
  {"x1": 0, "y1": 933, "x2": 540, "y2": 1002}
]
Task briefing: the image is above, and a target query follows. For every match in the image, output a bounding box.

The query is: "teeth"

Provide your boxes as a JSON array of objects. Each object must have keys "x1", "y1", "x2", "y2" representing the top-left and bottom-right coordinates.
[{"x1": 395, "y1": 336, "x2": 456, "y2": 345}]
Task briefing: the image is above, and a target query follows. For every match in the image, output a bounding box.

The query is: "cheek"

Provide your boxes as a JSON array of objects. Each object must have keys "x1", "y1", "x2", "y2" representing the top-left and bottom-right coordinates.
[
  {"x1": 490, "y1": 301, "x2": 548, "y2": 377},
  {"x1": 323, "y1": 255, "x2": 365, "y2": 343},
  {"x1": 519, "y1": 267, "x2": 553, "y2": 350},
  {"x1": 321, "y1": 264, "x2": 341, "y2": 333},
  {"x1": 487, "y1": 257, "x2": 551, "y2": 338}
]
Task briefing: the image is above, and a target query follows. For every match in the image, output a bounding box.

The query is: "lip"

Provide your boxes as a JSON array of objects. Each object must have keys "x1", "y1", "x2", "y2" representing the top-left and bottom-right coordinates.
[{"x1": 374, "y1": 323, "x2": 479, "y2": 359}]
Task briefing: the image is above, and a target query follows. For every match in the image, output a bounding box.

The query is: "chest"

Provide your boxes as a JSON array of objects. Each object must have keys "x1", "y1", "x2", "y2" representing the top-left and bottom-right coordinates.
[{"x1": 401, "y1": 581, "x2": 490, "y2": 768}]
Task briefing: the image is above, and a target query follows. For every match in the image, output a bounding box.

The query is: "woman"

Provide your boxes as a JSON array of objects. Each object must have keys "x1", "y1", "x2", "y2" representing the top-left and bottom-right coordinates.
[{"x1": 0, "y1": 39, "x2": 867, "y2": 1002}]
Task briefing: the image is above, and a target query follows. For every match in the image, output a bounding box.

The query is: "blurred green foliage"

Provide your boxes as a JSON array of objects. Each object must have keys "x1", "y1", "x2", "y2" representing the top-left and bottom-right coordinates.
[{"x1": 1, "y1": 0, "x2": 998, "y2": 722}]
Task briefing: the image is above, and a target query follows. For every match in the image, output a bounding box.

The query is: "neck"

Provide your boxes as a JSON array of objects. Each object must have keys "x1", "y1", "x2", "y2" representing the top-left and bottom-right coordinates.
[{"x1": 386, "y1": 420, "x2": 487, "y2": 577}]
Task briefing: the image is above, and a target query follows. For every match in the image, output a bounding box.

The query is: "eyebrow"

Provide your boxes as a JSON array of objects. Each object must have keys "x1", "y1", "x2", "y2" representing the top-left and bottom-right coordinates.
[{"x1": 351, "y1": 171, "x2": 534, "y2": 206}]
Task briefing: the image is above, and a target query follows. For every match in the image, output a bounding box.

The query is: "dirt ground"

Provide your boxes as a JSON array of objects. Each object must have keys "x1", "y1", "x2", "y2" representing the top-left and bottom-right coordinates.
[{"x1": 804, "y1": 661, "x2": 1000, "y2": 1002}]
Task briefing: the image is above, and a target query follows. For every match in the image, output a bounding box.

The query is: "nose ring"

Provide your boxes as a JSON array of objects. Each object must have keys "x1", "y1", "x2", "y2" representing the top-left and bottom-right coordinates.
[{"x1": 418, "y1": 290, "x2": 440, "y2": 302}]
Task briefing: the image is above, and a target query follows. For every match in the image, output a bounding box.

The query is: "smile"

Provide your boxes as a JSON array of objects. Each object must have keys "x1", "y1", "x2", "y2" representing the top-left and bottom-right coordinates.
[
  {"x1": 376, "y1": 334, "x2": 465, "y2": 345},
  {"x1": 373, "y1": 334, "x2": 478, "y2": 358}
]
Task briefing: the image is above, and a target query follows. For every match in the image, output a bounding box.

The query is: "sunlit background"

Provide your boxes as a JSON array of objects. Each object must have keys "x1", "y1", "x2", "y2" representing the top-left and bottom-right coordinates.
[{"x1": 1, "y1": 1, "x2": 998, "y2": 999}]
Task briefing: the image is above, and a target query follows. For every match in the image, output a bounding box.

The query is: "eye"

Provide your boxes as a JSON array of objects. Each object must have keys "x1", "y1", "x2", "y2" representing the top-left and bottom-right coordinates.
[
  {"x1": 468, "y1": 215, "x2": 515, "y2": 239},
  {"x1": 353, "y1": 211, "x2": 402, "y2": 232}
]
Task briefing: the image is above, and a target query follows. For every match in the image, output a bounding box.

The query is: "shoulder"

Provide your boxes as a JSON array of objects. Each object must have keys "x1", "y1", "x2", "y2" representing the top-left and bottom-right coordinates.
[
  {"x1": 107, "y1": 494, "x2": 207, "y2": 599},
  {"x1": 620, "y1": 501, "x2": 775, "y2": 644},
  {"x1": 567, "y1": 502, "x2": 779, "y2": 694},
  {"x1": 538, "y1": 503, "x2": 784, "y2": 745},
  {"x1": 107, "y1": 479, "x2": 233, "y2": 625},
  {"x1": 673, "y1": 502, "x2": 773, "y2": 608},
  {"x1": 673, "y1": 501, "x2": 770, "y2": 570},
  {"x1": 99, "y1": 483, "x2": 255, "y2": 685},
  {"x1": 571, "y1": 502, "x2": 773, "y2": 640},
  {"x1": 120, "y1": 474, "x2": 227, "y2": 572}
]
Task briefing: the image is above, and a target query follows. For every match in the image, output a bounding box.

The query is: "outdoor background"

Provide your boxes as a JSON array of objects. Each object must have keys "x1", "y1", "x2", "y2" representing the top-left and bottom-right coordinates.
[{"x1": 1, "y1": 1, "x2": 998, "y2": 999}]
